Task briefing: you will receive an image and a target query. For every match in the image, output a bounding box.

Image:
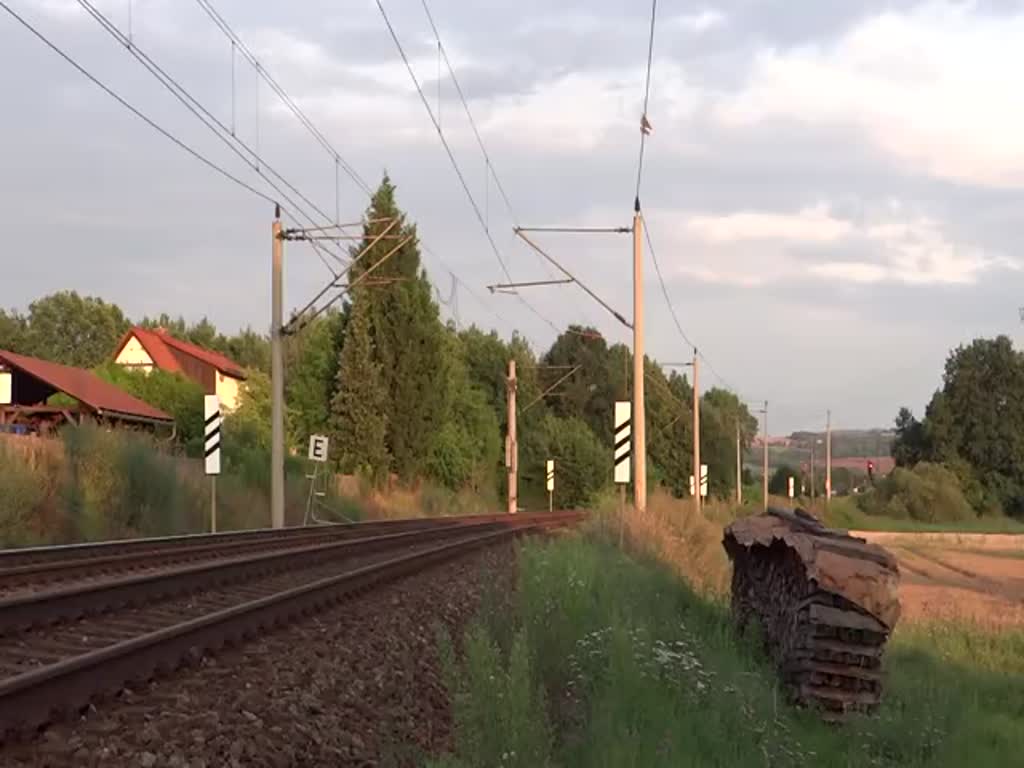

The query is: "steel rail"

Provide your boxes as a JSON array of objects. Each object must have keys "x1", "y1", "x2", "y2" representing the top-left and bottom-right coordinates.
[
  {"x1": 0, "y1": 511, "x2": 570, "y2": 569},
  {"x1": 0, "y1": 521, "x2": 521, "y2": 635},
  {"x1": 0, "y1": 522, "x2": 572, "y2": 735}
]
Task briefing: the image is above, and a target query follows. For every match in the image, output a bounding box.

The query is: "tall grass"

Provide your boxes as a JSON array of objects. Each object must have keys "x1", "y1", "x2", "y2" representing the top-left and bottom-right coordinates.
[
  {"x1": 438, "y1": 534, "x2": 1024, "y2": 767},
  {"x1": 0, "y1": 425, "x2": 368, "y2": 546}
]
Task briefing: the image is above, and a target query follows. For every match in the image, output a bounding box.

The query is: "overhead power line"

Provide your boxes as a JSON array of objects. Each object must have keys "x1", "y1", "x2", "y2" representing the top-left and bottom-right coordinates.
[
  {"x1": 0, "y1": 0, "x2": 274, "y2": 205},
  {"x1": 193, "y1": 0, "x2": 371, "y2": 197},
  {"x1": 634, "y1": 0, "x2": 658, "y2": 207},
  {"x1": 418, "y1": 0, "x2": 582, "y2": 307},
  {"x1": 375, "y1": 0, "x2": 590, "y2": 342},
  {"x1": 74, "y1": 0, "x2": 348, "y2": 272}
]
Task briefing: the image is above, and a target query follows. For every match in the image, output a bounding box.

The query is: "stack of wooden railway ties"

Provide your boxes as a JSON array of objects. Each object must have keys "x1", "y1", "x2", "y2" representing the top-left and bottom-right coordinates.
[{"x1": 723, "y1": 507, "x2": 901, "y2": 720}]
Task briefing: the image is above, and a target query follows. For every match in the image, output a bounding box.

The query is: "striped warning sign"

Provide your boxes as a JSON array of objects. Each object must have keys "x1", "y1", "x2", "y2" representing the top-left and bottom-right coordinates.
[
  {"x1": 546, "y1": 460, "x2": 555, "y2": 492},
  {"x1": 204, "y1": 395, "x2": 221, "y2": 476},
  {"x1": 614, "y1": 401, "x2": 631, "y2": 484}
]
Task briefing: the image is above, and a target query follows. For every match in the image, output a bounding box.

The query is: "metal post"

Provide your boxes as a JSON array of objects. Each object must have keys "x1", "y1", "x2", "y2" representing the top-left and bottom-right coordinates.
[
  {"x1": 618, "y1": 484, "x2": 626, "y2": 547},
  {"x1": 826, "y1": 409, "x2": 832, "y2": 509},
  {"x1": 692, "y1": 348, "x2": 700, "y2": 513},
  {"x1": 762, "y1": 400, "x2": 769, "y2": 512},
  {"x1": 548, "y1": 488, "x2": 553, "y2": 514},
  {"x1": 632, "y1": 208, "x2": 647, "y2": 512},
  {"x1": 211, "y1": 475, "x2": 217, "y2": 533},
  {"x1": 736, "y1": 421, "x2": 742, "y2": 505},
  {"x1": 271, "y1": 207, "x2": 285, "y2": 529},
  {"x1": 506, "y1": 359, "x2": 517, "y2": 515},
  {"x1": 810, "y1": 445, "x2": 816, "y2": 503}
]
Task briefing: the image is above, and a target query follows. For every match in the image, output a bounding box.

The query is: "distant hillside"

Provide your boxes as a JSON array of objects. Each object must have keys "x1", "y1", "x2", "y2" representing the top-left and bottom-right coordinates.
[
  {"x1": 789, "y1": 429, "x2": 893, "y2": 459},
  {"x1": 745, "y1": 429, "x2": 893, "y2": 475}
]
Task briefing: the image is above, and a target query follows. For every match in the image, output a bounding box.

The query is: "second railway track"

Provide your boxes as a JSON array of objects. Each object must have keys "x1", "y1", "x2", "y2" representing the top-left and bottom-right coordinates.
[
  {"x1": 0, "y1": 512, "x2": 566, "y2": 593},
  {"x1": 0, "y1": 511, "x2": 584, "y2": 737}
]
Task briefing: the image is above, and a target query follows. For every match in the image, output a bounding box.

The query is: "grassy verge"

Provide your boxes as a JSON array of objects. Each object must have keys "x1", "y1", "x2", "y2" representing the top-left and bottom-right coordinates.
[{"x1": 435, "y1": 530, "x2": 1024, "y2": 767}]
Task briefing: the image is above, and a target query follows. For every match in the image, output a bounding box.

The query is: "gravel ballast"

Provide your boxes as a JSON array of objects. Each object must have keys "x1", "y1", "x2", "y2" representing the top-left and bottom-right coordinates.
[{"x1": 5, "y1": 542, "x2": 518, "y2": 768}]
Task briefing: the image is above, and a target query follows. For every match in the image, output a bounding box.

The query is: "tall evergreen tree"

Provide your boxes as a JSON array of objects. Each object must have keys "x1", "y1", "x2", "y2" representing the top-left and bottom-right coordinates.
[
  {"x1": 353, "y1": 176, "x2": 449, "y2": 479},
  {"x1": 329, "y1": 290, "x2": 388, "y2": 477}
]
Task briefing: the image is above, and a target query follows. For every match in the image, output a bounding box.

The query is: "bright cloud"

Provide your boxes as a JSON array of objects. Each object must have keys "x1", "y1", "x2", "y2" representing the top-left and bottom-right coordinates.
[
  {"x1": 715, "y1": 2, "x2": 1024, "y2": 187},
  {"x1": 684, "y1": 203, "x2": 852, "y2": 244},
  {"x1": 674, "y1": 9, "x2": 727, "y2": 34},
  {"x1": 657, "y1": 202, "x2": 1017, "y2": 286}
]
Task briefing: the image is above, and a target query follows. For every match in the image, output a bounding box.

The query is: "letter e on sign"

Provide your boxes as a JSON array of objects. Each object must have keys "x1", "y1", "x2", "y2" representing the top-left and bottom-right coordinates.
[{"x1": 308, "y1": 434, "x2": 330, "y2": 463}]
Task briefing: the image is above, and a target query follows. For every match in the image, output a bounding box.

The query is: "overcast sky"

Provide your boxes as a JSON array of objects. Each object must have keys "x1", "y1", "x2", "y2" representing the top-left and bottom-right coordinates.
[{"x1": 4, "y1": 0, "x2": 1023, "y2": 433}]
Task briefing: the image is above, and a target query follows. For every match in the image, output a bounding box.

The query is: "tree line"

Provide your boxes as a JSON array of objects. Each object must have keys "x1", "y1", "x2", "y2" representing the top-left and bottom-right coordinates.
[
  {"x1": 0, "y1": 177, "x2": 758, "y2": 508},
  {"x1": 891, "y1": 335, "x2": 1024, "y2": 518}
]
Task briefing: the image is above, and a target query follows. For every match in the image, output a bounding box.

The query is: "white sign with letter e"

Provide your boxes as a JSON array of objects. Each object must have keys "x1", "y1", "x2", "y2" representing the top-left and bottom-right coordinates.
[
  {"x1": 308, "y1": 434, "x2": 330, "y2": 463},
  {"x1": 204, "y1": 395, "x2": 221, "y2": 475}
]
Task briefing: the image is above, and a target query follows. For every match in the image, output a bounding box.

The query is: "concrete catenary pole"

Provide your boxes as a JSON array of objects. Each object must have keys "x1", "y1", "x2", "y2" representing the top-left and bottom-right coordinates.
[
  {"x1": 271, "y1": 206, "x2": 285, "y2": 529},
  {"x1": 632, "y1": 205, "x2": 647, "y2": 512},
  {"x1": 692, "y1": 348, "x2": 700, "y2": 513},
  {"x1": 826, "y1": 409, "x2": 832, "y2": 509},
  {"x1": 736, "y1": 420, "x2": 742, "y2": 505},
  {"x1": 506, "y1": 359, "x2": 517, "y2": 515},
  {"x1": 762, "y1": 400, "x2": 769, "y2": 512}
]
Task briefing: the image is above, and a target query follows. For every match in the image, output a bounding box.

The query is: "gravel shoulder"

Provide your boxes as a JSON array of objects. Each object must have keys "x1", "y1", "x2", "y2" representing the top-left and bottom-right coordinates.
[{"x1": 4, "y1": 542, "x2": 519, "y2": 768}]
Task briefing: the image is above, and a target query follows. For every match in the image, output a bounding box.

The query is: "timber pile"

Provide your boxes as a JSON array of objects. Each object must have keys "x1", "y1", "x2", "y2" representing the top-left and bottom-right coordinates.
[{"x1": 724, "y1": 508, "x2": 900, "y2": 719}]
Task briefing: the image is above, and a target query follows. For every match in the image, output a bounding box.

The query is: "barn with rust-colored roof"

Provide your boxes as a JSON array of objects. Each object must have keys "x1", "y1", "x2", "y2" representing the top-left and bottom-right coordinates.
[
  {"x1": 0, "y1": 349, "x2": 172, "y2": 434},
  {"x1": 113, "y1": 327, "x2": 247, "y2": 411}
]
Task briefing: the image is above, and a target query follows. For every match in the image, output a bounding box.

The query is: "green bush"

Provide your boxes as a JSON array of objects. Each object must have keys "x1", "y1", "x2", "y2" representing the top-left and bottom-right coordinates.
[
  {"x1": 0, "y1": 445, "x2": 47, "y2": 546},
  {"x1": 432, "y1": 626, "x2": 553, "y2": 768},
  {"x1": 60, "y1": 424, "x2": 202, "y2": 540},
  {"x1": 858, "y1": 462, "x2": 974, "y2": 523},
  {"x1": 95, "y1": 363, "x2": 205, "y2": 455}
]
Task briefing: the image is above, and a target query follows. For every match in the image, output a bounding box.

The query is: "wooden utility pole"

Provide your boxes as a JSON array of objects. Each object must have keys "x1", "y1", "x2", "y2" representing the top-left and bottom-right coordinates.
[
  {"x1": 506, "y1": 359, "x2": 517, "y2": 515},
  {"x1": 736, "y1": 421, "x2": 742, "y2": 505},
  {"x1": 826, "y1": 409, "x2": 832, "y2": 510},
  {"x1": 762, "y1": 400, "x2": 769, "y2": 512},
  {"x1": 632, "y1": 206, "x2": 647, "y2": 512},
  {"x1": 692, "y1": 348, "x2": 700, "y2": 513},
  {"x1": 271, "y1": 206, "x2": 285, "y2": 529}
]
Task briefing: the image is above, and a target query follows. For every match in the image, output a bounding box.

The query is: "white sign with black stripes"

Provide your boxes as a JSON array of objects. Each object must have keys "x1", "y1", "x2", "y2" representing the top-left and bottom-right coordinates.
[
  {"x1": 546, "y1": 460, "x2": 555, "y2": 492},
  {"x1": 204, "y1": 395, "x2": 221, "y2": 476},
  {"x1": 614, "y1": 401, "x2": 631, "y2": 484}
]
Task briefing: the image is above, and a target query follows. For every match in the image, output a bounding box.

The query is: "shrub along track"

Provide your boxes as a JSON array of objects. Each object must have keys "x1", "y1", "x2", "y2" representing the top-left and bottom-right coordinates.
[{"x1": 0, "y1": 512, "x2": 583, "y2": 740}]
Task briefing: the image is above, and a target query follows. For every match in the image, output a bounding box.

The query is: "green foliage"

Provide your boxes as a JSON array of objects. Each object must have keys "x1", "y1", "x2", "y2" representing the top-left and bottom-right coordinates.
[
  {"x1": 701, "y1": 387, "x2": 758, "y2": 498},
  {"x1": 858, "y1": 462, "x2": 975, "y2": 523},
  {"x1": 894, "y1": 336, "x2": 1024, "y2": 517},
  {"x1": 60, "y1": 424, "x2": 201, "y2": 540},
  {"x1": 441, "y1": 534, "x2": 1024, "y2": 768},
  {"x1": 285, "y1": 310, "x2": 343, "y2": 447},
  {"x1": 0, "y1": 444, "x2": 47, "y2": 546},
  {"x1": 427, "y1": 332, "x2": 501, "y2": 491},
  {"x1": 432, "y1": 626, "x2": 553, "y2": 768},
  {"x1": 0, "y1": 308, "x2": 27, "y2": 352},
  {"x1": 330, "y1": 290, "x2": 389, "y2": 478},
  {"x1": 351, "y1": 176, "x2": 449, "y2": 480},
  {"x1": 95, "y1": 363, "x2": 205, "y2": 454},
  {"x1": 768, "y1": 464, "x2": 797, "y2": 496},
  {"x1": 14, "y1": 291, "x2": 129, "y2": 367},
  {"x1": 522, "y1": 414, "x2": 609, "y2": 508}
]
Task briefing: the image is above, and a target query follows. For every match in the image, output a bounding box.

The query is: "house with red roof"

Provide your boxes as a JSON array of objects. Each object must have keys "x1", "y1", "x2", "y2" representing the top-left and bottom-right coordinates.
[
  {"x1": 0, "y1": 349, "x2": 173, "y2": 434},
  {"x1": 112, "y1": 327, "x2": 247, "y2": 411}
]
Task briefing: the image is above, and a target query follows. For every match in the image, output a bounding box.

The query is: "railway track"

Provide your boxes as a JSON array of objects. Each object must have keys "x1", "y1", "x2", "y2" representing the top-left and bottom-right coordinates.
[
  {"x1": 0, "y1": 512, "x2": 563, "y2": 593},
  {"x1": 0, "y1": 511, "x2": 583, "y2": 736}
]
